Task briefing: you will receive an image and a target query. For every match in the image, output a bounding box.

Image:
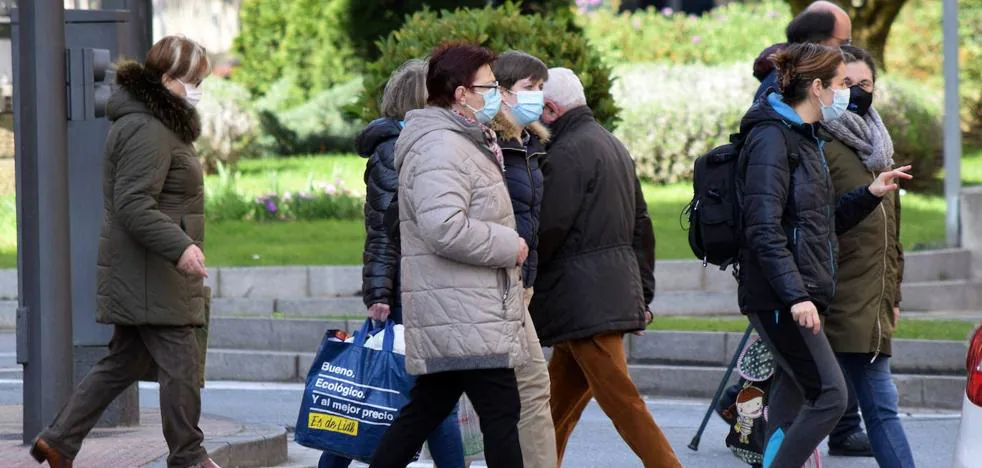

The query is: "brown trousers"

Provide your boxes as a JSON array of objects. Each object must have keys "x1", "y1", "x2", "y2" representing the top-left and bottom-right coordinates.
[
  {"x1": 41, "y1": 325, "x2": 208, "y2": 468},
  {"x1": 549, "y1": 333, "x2": 681, "y2": 468}
]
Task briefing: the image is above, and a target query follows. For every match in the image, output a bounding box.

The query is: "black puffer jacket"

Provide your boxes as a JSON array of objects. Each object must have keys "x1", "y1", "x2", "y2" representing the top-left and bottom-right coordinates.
[
  {"x1": 530, "y1": 107, "x2": 655, "y2": 346},
  {"x1": 357, "y1": 118, "x2": 401, "y2": 307},
  {"x1": 737, "y1": 92, "x2": 882, "y2": 313},
  {"x1": 494, "y1": 116, "x2": 549, "y2": 288}
]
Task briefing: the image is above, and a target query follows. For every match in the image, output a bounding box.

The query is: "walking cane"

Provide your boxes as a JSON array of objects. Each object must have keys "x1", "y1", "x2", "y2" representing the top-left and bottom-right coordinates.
[{"x1": 688, "y1": 322, "x2": 753, "y2": 451}]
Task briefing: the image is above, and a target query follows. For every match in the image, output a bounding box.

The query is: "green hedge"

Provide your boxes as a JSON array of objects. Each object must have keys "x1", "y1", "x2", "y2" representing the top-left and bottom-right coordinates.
[
  {"x1": 886, "y1": 0, "x2": 982, "y2": 142},
  {"x1": 345, "y1": 0, "x2": 575, "y2": 62},
  {"x1": 253, "y1": 77, "x2": 363, "y2": 156},
  {"x1": 232, "y1": 0, "x2": 357, "y2": 105},
  {"x1": 576, "y1": 0, "x2": 981, "y2": 140},
  {"x1": 358, "y1": 3, "x2": 619, "y2": 128},
  {"x1": 614, "y1": 63, "x2": 943, "y2": 190},
  {"x1": 613, "y1": 63, "x2": 756, "y2": 184},
  {"x1": 578, "y1": 0, "x2": 788, "y2": 66},
  {"x1": 874, "y1": 76, "x2": 944, "y2": 190}
]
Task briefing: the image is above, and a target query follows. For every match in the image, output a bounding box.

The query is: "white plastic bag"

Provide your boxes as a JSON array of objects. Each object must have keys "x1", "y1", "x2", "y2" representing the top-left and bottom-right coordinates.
[
  {"x1": 458, "y1": 394, "x2": 484, "y2": 456},
  {"x1": 363, "y1": 324, "x2": 406, "y2": 355}
]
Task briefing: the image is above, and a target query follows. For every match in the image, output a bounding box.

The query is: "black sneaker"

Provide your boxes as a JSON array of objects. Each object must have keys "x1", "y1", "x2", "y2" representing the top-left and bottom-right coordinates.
[{"x1": 828, "y1": 431, "x2": 874, "y2": 457}]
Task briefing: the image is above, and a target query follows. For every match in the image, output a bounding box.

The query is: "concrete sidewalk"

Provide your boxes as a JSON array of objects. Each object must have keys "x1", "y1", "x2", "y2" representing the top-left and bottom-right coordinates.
[{"x1": 0, "y1": 406, "x2": 287, "y2": 467}]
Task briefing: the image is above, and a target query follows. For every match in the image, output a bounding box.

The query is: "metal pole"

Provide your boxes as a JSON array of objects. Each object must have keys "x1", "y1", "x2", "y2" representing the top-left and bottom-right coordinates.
[
  {"x1": 943, "y1": 0, "x2": 962, "y2": 248},
  {"x1": 15, "y1": 0, "x2": 74, "y2": 444}
]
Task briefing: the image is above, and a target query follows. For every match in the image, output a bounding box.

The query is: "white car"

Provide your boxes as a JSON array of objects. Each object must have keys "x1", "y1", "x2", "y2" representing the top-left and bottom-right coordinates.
[{"x1": 954, "y1": 322, "x2": 982, "y2": 468}]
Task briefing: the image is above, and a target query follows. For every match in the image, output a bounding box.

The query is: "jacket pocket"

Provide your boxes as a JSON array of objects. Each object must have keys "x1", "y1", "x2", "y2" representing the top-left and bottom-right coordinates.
[{"x1": 497, "y1": 268, "x2": 511, "y2": 316}]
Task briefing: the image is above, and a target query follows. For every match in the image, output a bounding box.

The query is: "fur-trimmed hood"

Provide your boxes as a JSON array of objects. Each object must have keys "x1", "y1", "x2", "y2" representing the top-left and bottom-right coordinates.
[
  {"x1": 108, "y1": 61, "x2": 201, "y2": 143},
  {"x1": 491, "y1": 112, "x2": 550, "y2": 145}
]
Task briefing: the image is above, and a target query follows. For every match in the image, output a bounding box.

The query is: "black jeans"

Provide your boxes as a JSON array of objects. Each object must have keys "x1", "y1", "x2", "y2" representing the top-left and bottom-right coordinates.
[{"x1": 370, "y1": 368, "x2": 523, "y2": 468}]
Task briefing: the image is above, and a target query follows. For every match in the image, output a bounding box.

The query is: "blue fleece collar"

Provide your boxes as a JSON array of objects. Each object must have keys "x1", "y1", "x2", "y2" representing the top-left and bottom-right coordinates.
[{"x1": 767, "y1": 93, "x2": 804, "y2": 125}]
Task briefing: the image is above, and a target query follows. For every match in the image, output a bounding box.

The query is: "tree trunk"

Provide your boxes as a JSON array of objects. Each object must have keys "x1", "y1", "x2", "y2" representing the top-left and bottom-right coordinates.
[{"x1": 786, "y1": 0, "x2": 909, "y2": 71}]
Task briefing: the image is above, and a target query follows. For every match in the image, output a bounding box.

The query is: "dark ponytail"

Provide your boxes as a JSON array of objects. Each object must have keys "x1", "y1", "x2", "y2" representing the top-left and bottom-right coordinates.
[{"x1": 769, "y1": 43, "x2": 844, "y2": 105}]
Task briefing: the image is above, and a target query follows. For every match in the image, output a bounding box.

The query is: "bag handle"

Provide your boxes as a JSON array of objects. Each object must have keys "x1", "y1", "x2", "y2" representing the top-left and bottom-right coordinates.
[
  {"x1": 353, "y1": 319, "x2": 374, "y2": 346},
  {"x1": 354, "y1": 319, "x2": 397, "y2": 352},
  {"x1": 380, "y1": 319, "x2": 396, "y2": 352}
]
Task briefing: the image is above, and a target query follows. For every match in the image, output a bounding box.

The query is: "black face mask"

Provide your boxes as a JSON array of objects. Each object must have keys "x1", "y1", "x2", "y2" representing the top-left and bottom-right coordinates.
[{"x1": 847, "y1": 86, "x2": 873, "y2": 117}]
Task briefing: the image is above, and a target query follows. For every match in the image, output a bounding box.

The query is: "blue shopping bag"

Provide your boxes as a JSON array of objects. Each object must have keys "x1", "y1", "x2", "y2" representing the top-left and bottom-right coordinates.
[{"x1": 294, "y1": 319, "x2": 416, "y2": 462}]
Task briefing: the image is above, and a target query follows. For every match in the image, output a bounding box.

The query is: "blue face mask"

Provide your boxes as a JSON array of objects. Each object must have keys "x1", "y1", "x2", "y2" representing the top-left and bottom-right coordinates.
[
  {"x1": 465, "y1": 87, "x2": 501, "y2": 124},
  {"x1": 819, "y1": 87, "x2": 850, "y2": 121},
  {"x1": 506, "y1": 90, "x2": 545, "y2": 126}
]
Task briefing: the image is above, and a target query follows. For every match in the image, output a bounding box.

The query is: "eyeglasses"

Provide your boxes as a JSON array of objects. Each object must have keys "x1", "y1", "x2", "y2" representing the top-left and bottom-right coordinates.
[
  {"x1": 469, "y1": 81, "x2": 499, "y2": 93},
  {"x1": 838, "y1": 37, "x2": 853, "y2": 47}
]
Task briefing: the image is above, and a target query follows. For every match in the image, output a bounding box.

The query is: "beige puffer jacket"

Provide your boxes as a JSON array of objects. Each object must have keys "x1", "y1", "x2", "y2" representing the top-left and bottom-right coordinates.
[{"x1": 395, "y1": 106, "x2": 529, "y2": 376}]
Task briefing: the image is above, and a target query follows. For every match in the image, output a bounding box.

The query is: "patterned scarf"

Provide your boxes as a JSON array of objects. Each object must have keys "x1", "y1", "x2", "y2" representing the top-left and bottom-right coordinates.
[
  {"x1": 453, "y1": 110, "x2": 504, "y2": 171},
  {"x1": 823, "y1": 107, "x2": 895, "y2": 172}
]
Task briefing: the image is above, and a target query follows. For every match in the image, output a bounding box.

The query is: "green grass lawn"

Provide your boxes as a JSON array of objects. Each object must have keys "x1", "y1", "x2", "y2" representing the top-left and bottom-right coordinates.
[
  {"x1": 206, "y1": 219, "x2": 365, "y2": 266},
  {"x1": 199, "y1": 152, "x2": 975, "y2": 264},
  {"x1": 217, "y1": 155, "x2": 367, "y2": 196},
  {"x1": 0, "y1": 150, "x2": 979, "y2": 269},
  {"x1": 647, "y1": 316, "x2": 979, "y2": 341}
]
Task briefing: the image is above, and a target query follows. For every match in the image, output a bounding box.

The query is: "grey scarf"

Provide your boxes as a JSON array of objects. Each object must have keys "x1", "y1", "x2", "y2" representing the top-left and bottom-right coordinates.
[{"x1": 823, "y1": 107, "x2": 895, "y2": 172}]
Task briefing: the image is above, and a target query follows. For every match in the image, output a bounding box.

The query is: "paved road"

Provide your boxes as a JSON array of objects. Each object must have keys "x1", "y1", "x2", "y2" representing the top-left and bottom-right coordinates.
[
  {"x1": 1, "y1": 380, "x2": 956, "y2": 467},
  {"x1": 0, "y1": 327, "x2": 963, "y2": 467}
]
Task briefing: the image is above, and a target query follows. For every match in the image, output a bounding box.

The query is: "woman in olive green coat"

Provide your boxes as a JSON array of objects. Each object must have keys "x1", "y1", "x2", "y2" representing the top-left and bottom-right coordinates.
[
  {"x1": 822, "y1": 45, "x2": 914, "y2": 468},
  {"x1": 31, "y1": 36, "x2": 219, "y2": 468}
]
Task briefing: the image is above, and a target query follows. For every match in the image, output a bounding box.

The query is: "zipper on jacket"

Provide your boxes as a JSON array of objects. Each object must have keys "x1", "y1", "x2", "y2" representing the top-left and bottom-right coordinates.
[
  {"x1": 499, "y1": 268, "x2": 511, "y2": 314},
  {"x1": 872, "y1": 171, "x2": 889, "y2": 363},
  {"x1": 525, "y1": 150, "x2": 539, "y2": 266},
  {"x1": 817, "y1": 140, "x2": 837, "y2": 298}
]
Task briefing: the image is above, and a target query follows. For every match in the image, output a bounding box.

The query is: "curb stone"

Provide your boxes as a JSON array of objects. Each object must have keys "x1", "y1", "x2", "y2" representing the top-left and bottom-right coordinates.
[
  {"x1": 200, "y1": 348, "x2": 967, "y2": 410},
  {"x1": 143, "y1": 421, "x2": 288, "y2": 468},
  {"x1": 628, "y1": 364, "x2": 965, "y2": 410}
]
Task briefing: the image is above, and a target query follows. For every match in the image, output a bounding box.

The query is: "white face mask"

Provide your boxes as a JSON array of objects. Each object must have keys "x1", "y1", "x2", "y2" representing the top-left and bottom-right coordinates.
[{"x1": 179, "y1": 79, "x2": 203, "y2": 107}]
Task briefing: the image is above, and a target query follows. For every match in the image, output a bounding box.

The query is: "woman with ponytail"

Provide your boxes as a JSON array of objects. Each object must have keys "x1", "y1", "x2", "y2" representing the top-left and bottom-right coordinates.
[{"x1": 735, "y1": 42, "x2": 911, "y2": 467}]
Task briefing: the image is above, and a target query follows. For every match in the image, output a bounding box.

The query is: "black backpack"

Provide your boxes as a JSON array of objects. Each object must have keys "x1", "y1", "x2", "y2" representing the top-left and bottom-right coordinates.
[
  {"x1": 684, "y1": 133, "x2": 747, "y2": 271},
  {"x1": 685, "y1": 125, "x2": 792, "y2": 271}
]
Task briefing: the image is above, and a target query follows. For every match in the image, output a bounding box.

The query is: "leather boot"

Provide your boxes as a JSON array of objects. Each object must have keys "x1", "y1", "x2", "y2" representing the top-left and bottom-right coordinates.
[{"x1": 29, "y1": 437, "x2": 73, "y2": 468}]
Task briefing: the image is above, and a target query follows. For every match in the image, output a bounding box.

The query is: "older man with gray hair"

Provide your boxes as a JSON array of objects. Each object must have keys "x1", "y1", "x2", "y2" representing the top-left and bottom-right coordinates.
[{"x1": 530, "y1": 67, "x2": 680, "y2": 467}]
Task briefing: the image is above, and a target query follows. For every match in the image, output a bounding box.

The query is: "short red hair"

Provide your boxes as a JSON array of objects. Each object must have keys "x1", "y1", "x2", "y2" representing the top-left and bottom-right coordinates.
[{"x1": 426, "y1": 42, "x2": 497, "y2": 108}]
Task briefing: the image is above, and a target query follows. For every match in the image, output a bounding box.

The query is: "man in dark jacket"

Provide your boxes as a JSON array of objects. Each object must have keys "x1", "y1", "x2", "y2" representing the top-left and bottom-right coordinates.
[
  {"x1": 532, "y1": 68, "x2": 680, "y2": 468},
  {"x1": 753, "y1": 1, "x2": 853, "y2": 102}
]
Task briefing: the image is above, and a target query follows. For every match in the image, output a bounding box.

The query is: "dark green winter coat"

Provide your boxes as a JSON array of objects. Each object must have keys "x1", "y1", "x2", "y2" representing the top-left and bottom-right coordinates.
[
  {"x1": 822, "y1": 135, "x2": 904, "y2": 356},
  {"x1": 96, "y1": 61, "x2": 207, "y2": 327}
]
